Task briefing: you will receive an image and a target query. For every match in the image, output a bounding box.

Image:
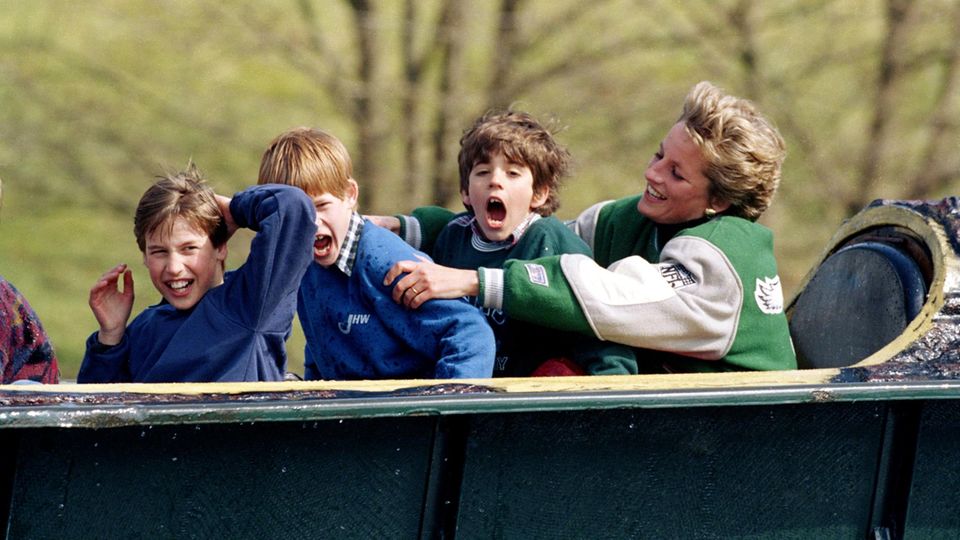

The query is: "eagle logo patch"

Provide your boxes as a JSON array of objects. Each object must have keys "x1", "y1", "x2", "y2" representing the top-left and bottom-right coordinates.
[{"x1": 755, "y1": 276, "x2": 784, "y2": 314}]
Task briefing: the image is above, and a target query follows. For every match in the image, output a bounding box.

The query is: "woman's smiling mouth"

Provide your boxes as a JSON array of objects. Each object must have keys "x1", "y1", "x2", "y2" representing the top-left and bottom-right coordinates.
[{"x1": 646, "y1": 185, "x2": 667, "y2": 200}]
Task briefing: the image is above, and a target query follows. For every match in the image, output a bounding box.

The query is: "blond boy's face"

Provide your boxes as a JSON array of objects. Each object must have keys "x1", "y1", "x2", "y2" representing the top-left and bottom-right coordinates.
[
  {"x1": 461, "y1": 150, "x2": 547, "y2": 242},
  {"x1": 143, "y1": 217, "x2": 227, "y2": 311},
  {"x1": 310, "y1": 179, "x2": 359, "y2": 267}
]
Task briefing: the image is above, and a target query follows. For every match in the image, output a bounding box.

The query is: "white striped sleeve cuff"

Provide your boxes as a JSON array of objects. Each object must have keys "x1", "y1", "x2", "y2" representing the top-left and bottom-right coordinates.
[
  {"x1": 479, "y1": 267, "x2": 504, "y2": 310},
  {"x1": 400, "y1": 215, "x2": 422, "y2": 250}
]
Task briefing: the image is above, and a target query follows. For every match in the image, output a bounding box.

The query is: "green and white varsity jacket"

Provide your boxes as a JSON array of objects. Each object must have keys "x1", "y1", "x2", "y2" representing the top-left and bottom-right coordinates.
[{"x1": 401, "y1": 196, "x2": 797, "y2": 372}]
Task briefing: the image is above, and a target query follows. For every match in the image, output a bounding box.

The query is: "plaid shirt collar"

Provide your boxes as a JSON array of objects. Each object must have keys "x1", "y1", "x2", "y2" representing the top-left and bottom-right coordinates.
[
  {"x1": 468, "y1": 212, "x2": 541, "y2": 252},
  {"x1": 333, "y1": 212, "x2": 364, "y2": 276}
]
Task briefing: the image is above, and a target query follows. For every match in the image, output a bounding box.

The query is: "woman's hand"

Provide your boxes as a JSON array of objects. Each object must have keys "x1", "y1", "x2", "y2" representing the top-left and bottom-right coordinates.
[
  {"x1": 89, "y1": 263, "x2": 135, "y2": 346},
  {"x1": 384, "y1": 258, "x2": 480, "y2": 309}
]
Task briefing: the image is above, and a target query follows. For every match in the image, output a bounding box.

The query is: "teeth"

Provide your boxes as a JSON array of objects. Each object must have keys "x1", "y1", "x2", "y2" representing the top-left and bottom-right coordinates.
[
  {"x1": 647, "y1": 186, "x2": 666, "y2": 200},
  {"x1": 169, "y1": 280, "x2": 190, "y2": 290}
]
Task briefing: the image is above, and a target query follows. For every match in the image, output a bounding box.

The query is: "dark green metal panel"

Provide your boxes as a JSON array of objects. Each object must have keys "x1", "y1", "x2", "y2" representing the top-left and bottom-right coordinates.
[
  {"x1": 8, "y1": 418, "x2": 437, "y2": 539},
  {"x1": 5, "y1": 384, "x2": 960, "y2": 538},
  {"x1": 455, "y1": 403, "x2": 887, "y2": 539},
  {"x1": 904, "y1": 400, "x2": 960, "y2": 539}
]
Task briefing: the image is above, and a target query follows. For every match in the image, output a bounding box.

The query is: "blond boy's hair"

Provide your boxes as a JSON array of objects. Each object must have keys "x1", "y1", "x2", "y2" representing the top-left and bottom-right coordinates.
[{"x1": 258, "y1": 127, "x2": 354, "y2": 198}]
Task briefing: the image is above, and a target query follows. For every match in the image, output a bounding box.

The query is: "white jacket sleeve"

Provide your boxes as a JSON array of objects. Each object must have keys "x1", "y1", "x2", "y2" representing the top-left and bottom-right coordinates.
[
  {"x1": 570, "y1": 200, "x2": 613, "y2": 252},
  {"x1": 560, "y1": 235, "x2": 743, "y2": 360}
]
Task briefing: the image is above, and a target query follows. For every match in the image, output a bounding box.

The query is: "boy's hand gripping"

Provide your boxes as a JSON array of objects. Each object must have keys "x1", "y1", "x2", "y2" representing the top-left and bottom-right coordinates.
[{"x1": 89, "y1": 263, "x2": 135, "y2": 346}]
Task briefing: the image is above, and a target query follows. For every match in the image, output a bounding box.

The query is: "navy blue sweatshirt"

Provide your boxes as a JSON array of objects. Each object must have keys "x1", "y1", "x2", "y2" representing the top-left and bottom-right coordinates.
[
  {"x1": 298, "y1": 221, "x2": 495, "y2": 380},
  {"x1": 78, "y1": 184, "x2": 316, "y2": 383}
]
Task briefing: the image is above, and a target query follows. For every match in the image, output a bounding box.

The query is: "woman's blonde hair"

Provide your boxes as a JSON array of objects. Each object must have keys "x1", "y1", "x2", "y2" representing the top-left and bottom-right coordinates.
[{"x1": 680, "y1": 81, "x2": 786, "y2": 221}]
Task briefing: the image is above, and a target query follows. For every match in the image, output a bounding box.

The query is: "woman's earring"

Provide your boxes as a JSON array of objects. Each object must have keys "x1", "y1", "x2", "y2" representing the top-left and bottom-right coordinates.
[{"x1": 704, "y1": 208, "x2": 717, "y2": 218}]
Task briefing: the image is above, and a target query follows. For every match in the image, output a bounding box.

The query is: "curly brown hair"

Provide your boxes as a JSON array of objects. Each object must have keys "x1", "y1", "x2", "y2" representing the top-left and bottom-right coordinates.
[{"x1": 458, "y1": 110, "x2": 571, "y2": 216}]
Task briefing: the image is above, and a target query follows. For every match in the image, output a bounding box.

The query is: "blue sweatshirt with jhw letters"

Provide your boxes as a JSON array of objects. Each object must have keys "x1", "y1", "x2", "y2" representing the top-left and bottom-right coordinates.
[
  {"x1": 77, "y1": 184, "x2": 316, "y2": 383},
  {"x1": 297, "y1": 221, "x2": 495, "y2": 380}
]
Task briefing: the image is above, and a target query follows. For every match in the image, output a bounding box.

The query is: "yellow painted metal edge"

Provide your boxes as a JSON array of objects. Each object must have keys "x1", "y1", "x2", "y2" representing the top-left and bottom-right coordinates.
[{"x1": 1, "y1": 367, "x2": 840, "y2": 396}]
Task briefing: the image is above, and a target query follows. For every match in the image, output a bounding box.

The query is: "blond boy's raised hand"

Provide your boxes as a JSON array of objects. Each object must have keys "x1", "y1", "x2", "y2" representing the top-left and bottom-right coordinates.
[{"x1": 89, "y1": 263, "x2": 135, "y2": 346}]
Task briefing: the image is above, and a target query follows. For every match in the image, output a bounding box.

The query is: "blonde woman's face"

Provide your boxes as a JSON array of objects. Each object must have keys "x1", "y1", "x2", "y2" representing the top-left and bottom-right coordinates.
[{"x1": 637, "y1": 122, "x2": 728, "y2": 224}]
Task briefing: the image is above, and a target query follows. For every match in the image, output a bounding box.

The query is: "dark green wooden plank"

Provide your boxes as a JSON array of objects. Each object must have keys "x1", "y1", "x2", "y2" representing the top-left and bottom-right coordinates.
[
  {"x1": 8, "y1": 418, "x2": 436, "y2": 539},
  {"x1": 455, "y1": 403, "x2": 886, "y2": 539},
  {"x1": 903, "y1": 400, "x2": 960, "y2": 539}
]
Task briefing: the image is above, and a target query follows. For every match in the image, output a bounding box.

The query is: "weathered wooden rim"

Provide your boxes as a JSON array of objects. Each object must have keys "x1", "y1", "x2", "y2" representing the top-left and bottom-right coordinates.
[{"x1": 3, "y1": 379, "x2": 960, "y2": 429}]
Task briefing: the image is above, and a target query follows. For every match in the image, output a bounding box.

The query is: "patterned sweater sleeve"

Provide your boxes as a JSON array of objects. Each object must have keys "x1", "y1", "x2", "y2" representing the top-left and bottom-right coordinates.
[
  {"x1": 0, "y1": 277, "x2": 60, "y2": 384},
  {"x1": 362, "y1": 248, "x2": 495, "y2": 379}
]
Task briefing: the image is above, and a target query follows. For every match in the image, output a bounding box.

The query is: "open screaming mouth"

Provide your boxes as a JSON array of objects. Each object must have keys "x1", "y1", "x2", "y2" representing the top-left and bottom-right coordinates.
[
  {"x1": 315, "y1": 235, "x2": 333, "y2": 257},
  {"x1": 486, "y1": 198, "x2": 507, "y2": 225}
]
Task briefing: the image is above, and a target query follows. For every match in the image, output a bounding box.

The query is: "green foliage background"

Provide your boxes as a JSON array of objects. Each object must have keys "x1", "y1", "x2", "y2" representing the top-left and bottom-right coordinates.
[{"x1": 1, "y1": 0, "x2": 958, "y2": 379}]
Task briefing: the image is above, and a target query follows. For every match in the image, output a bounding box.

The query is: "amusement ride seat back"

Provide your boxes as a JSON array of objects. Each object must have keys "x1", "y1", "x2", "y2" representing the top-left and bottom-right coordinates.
[{"x1": 788, "y1": 240, "x2": 928, "y2": 369}]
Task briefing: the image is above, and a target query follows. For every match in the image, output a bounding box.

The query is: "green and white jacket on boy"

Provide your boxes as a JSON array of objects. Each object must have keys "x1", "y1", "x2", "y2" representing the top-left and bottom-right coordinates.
[{"x1": 402, "y1": 195, "x2": 796, "y2": 373}]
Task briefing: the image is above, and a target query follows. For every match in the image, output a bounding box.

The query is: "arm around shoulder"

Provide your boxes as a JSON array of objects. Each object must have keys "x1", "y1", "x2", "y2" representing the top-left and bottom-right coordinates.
[{"x1": 402, "y1": 206, "x2": 457, "y2": 253}]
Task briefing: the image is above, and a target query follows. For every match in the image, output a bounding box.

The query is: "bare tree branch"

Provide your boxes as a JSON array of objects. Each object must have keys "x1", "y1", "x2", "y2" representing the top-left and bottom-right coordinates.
[
  {"x1": 487, "y1": 0, "x2": 523, "y2": 110},
  {"x1": 346, "y1": 0, "x2": 390, "y2": 210},
  {"x1": 907, "y1": 0, "x2": 960, "y2": 198},
  {"x1": 401, "y1": 0, "x2": 424, "y2": 207},
  {"x1": 401, "y1": 0, "x2": 448, "y2": 207},
  {"x1": 430, "y1": 0, "x2": 471, "y2": 208},
  {"x1": 849, "y1": 0, "x2": 914, "y2": 216}
]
